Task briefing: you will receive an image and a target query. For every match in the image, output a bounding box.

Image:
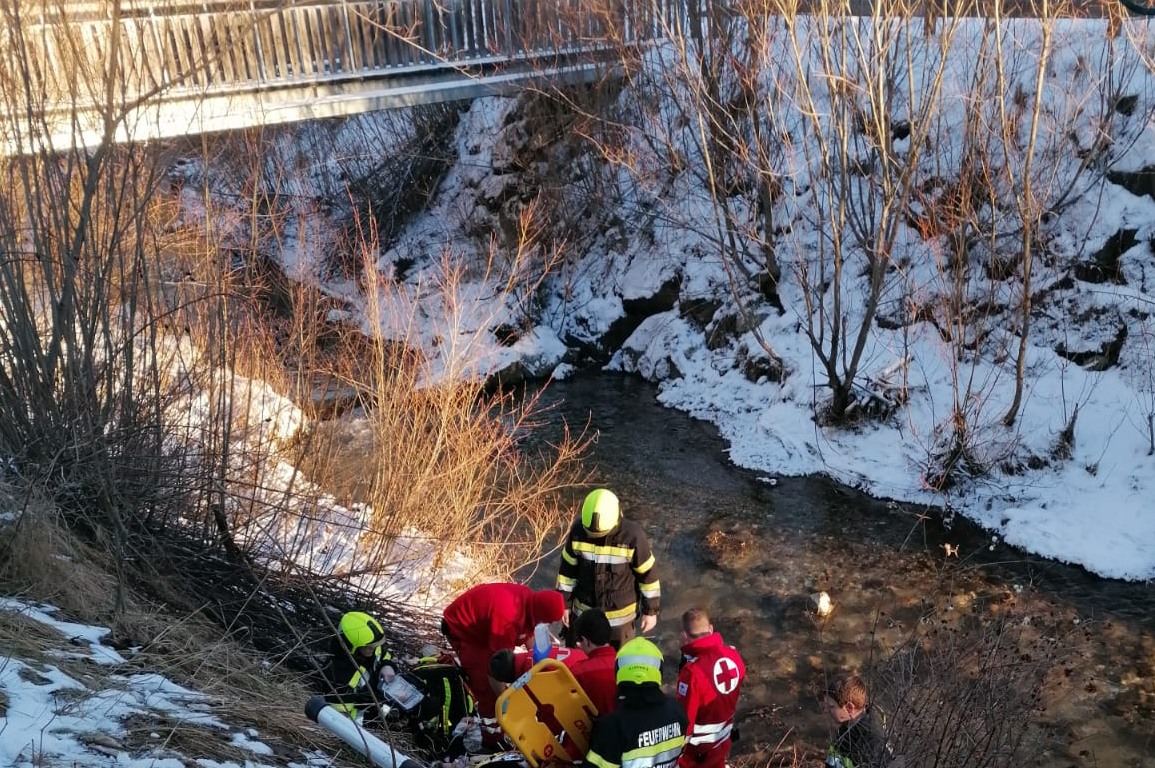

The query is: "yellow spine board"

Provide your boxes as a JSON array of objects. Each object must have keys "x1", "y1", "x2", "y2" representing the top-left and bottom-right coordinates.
[{"x1": 495, "y1": 658, "x2": 599, "y2": 767}]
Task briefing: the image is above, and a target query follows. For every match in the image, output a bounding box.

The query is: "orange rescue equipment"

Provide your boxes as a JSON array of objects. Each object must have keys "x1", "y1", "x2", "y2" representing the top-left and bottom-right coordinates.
[{"x1": 495, "y1": 658, "x2": 598, "y2": 766}]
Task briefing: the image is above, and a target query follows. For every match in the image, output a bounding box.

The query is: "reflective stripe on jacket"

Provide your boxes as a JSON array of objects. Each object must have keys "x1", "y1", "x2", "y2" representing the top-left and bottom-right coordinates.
[
  {"x1": 676, "y1": 633, "x2": 745, "y2": 752},
  {"x1": 585, "y1": 683, "x2": 687, "y2": 768},
  {"x1": 556, "y1": 518, "x2": 660, "y2": 620},
  {"x1": 324, "y1": 644, "x2": 396, "y2": 718}
]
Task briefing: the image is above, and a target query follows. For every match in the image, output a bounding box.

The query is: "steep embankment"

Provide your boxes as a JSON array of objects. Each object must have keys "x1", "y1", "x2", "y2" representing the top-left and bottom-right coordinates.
[
  {"x1": 0, "y1": 507, "x2": 428, "y2": 768},
  {"x1": 227, "y1": 17, "x2": 1155, "y2": 581},
  {"x1": 0, "y1": 589, "x2": 358, "y2": 768}
]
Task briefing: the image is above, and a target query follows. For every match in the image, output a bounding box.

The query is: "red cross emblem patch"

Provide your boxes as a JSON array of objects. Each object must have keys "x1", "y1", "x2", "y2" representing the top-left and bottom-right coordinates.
[{"x1": 712, "y1": 657, "x2": 740, "y2": 694}]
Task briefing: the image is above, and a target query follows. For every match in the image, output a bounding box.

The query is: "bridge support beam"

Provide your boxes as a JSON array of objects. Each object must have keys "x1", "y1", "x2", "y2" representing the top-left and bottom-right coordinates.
[{"x1": 2, "y1": 57, "x2": 613, "y2": 156}]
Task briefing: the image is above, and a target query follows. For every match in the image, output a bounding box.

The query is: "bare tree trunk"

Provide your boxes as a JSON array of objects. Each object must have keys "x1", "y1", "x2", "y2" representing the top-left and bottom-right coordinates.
[{"x1": 999, "y1": 0, "x2": 1051, "y2": 427}]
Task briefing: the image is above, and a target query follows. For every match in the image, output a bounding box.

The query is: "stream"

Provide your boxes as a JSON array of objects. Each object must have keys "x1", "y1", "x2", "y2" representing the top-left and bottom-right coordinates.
[
  {"x1": 521, "y1": 374, "x2": 1155, "y2": 767},
  {"x1": 309, "y1": 372, "x2": 1154, "y2": 766}
]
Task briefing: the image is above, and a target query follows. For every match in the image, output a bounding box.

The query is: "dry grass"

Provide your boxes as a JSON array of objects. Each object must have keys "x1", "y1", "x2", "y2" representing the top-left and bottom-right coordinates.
[
  {"x1": 123, "y1": 714, "x2": 275, "y2": 765},
  {"x1": 266, "y1": 237, "x2": 594, "y2": 593},
  {"x1": 0, "y1": 607, "x2": 101, "y2": 690},
  {"x1": 341, "y1": 243, "x2": 590, "y2": 583},
  {"x1": 119, "y1": 638, "x2": 394, "y2": 768},
  {"x1": 0, "y1": 598, "x2": 364, "y2": 768},
  {"x1": 0, "y1": 609, "x2": 71, "y2": 665},
  {"x1": 0, "y1": 510, "x2": 365, "y2": 767},
  {"x1": 113, "y1": 605, "x2": 370, "y2": 765},
  {"x1": 143, "y1": 175, "x2": 589, "y2": 596},
  {"x1": 0, "y1": 17, "x2": 579, "y2": 768},
  {"x1": 0, "y1": 501, "x2": 123, "y2": 623}
]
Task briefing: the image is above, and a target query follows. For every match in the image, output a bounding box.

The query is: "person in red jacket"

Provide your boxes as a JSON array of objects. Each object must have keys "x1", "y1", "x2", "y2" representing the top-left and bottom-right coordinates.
[
  {"x1": 570, "y1": 608, "x2": 619, "y2": 716},
  {"x1": 675, "y1": 608, "x2": 746, "y2": 768},
  {"x1": 441, "y1": 583, "x2": 565, "y2": 750}
]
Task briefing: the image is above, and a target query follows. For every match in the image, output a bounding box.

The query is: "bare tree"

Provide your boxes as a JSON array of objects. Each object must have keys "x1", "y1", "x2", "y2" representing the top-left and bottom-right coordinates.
[
  {"x1": 776, "y1": 0, "x2": 974, "y2": 422},
  {"x1": 0, "y1": 0, "x2": 192, "y2": 609},
  {"x1": 576, "y1": 0, "x2": 972, "y2": 420},
  {"x1": 915, "y1": 3, "x2": 1152, "y2": 486},
  {"x1": 996, "y1": 8, "x2": 1055, "y2": 426},
  {"x1": 0, "y1": 0, "x2": 590, "y2": 608}
]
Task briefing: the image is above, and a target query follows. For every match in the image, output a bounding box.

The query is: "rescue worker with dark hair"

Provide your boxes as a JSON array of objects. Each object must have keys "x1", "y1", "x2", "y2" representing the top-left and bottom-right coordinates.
[
  {"x1": 585, "y1": 637, "x2": 687, "y2": 768},
  {"x1": 570, "y1": 608, "x2": 619, "y2": 715},
  {"x1": 324, "y1": 611, "x2": 398, "y2": 720},
  {"x1": 441, "y1": 583, "x2": 566, "y2": 751},
  {"x1": 556, "y1": 489, "x2": 661, "y2": 648},
  {"x1": 487, "y1": 643, "x2": 589, "y2": 695},
  {"x1": 675, "y1": 608, "x2": 746, "y2": 768}
]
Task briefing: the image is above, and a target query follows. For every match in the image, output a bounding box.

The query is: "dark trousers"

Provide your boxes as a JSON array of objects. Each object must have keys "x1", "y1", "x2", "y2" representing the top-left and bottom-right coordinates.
[
  {"x1": 608, "y1": 619, "x2": 636, "y2": 650},
  {"x1": 564, "y1": 609, "x2": 636, "y2": 650}
]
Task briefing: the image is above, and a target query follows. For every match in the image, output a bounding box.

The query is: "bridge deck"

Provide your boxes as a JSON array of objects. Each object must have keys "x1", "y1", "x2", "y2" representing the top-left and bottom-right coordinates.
[{"x1": 1, "y1": 0, "x2": 667, "y2": 152}]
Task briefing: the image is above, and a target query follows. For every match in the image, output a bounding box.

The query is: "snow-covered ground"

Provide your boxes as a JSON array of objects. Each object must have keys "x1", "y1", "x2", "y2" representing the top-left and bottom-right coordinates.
[
  {"x1": 598, "y1": 18, "x2": 1155, "y2": 582},
  {"x1": 141, "y1": 331, "x2": 477, "y2": 608},
  {"x1": 0, "y1": 599, "x2": 328, "y2": 768},
  {"x1": 177, "y1": 15, "x2": 1155, "y2": 585}
]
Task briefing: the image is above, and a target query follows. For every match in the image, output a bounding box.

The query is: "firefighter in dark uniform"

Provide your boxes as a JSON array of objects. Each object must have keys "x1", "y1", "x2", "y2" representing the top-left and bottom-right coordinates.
[
  {"x1": 324, "y1": 611, "x2": 398, "y2": 720},
  {"x1": 585, "y1": 637, "x2": 687, "y2": 768},
  {"x1": 556, "y1": 488, "x2": 660, "y2": 649}
]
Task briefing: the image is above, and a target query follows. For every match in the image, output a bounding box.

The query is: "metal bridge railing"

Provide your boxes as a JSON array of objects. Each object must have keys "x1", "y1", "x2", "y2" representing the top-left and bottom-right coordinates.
[
  {"x1": 0, "y1": 0, "x2": 684, "y2": 152},
  {"x1": 14, "y1": 0, "x2": 677, "y2": 105}
]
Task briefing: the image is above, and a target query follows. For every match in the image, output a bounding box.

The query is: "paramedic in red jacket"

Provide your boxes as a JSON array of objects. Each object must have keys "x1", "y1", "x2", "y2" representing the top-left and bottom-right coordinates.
[
  {"x1": 441, "y1": 583, "x2": 565, "y2": 750},
  {"x1": 570, "y1": 608, "x2": 619, "y2": 716},
  {"x1": 675, "y1": 608, "x2": 746, "y2": 768}
]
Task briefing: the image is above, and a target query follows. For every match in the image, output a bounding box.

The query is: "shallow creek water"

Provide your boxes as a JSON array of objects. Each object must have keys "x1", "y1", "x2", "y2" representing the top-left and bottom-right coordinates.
[
  {"x1": 311, "y1": 372, "x2": 1154, "y2": 766},
  {"x1": 519, "y1": 375, "x2": 1155, "y2": 767}
]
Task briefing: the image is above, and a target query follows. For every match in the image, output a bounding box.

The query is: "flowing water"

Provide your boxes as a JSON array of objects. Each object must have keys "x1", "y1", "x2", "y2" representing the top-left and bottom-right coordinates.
[
  {"x1": 520, "y1": 375, "x2": 1155, "y2": 767},
  {"x1": 312, "y1": 373, "x2": 1155, "y2": 766}
]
